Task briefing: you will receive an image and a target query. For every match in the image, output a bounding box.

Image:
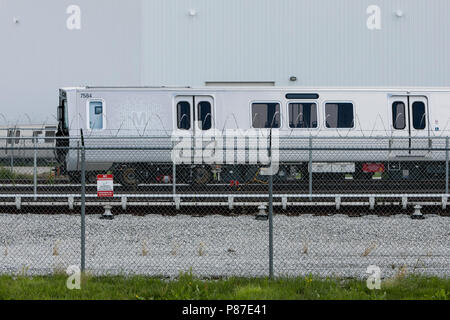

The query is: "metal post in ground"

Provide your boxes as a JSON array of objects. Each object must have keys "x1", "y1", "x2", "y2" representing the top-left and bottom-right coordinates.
[
  {"x1": 80, "y1": 129, "x2": 86, "y2": 273},
  {"x1": 446, "y1": 137, "x2": 449, "y2": 195},
  {"x1": 10, "y1": 147, "x2": 13, "y2": 173},
  {"x1": 309, "y1": 136, "x2": 313, "y2": 201},
  {"x1": 172, "y1": 138, "x2": 177, "y2": 209},
  {"x1": 268, "y1": 129, "x2": 274, "y2": 279},
  {"x1": 268, "y1": 173, "x2": 273, "y2": 278},
  {"x1": 9, "y1": 128, "x2": 14, "y2": 172},
  {"x1": 33, "y1": 136, "x2": 37, "y2": 200},
  {"x1": 172, "y1": 162, "x2": 176, "y2": 196}
]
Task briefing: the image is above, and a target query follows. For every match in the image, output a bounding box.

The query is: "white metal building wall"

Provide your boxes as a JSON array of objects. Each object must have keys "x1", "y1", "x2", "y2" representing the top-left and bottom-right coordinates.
[
  {"x1": 1, "y1": 0, "x2": 450, "y2": 123},
  {"x1": 141, "y1": 0, "x2": 450, "y2": 87},
  {"x1": 0, "y1": 0, "x2": 141, "y2": 124}
]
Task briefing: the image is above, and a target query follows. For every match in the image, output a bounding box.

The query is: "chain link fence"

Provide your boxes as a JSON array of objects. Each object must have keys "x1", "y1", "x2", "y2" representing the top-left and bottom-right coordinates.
[{"x1": 0, "y1": 131, "x2": 449, "y2": 279}]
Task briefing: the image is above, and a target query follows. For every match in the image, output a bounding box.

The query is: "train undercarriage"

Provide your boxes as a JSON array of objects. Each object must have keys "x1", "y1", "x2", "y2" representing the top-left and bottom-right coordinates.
[{"x1": 66, "y1": 161, "x2": 448, "y2": 194}]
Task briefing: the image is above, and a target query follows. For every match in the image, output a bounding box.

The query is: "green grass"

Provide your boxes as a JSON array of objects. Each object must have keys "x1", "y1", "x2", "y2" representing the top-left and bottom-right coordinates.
[
  {"x1": 0, "y1": 272, "x2": 448, "y2": 300},
  {"x1": 0, "y1": 166, "x2": 56, "y2": 183},
  {"x1": 0, "y1": 166, "x2": 33, "y2": 181}
]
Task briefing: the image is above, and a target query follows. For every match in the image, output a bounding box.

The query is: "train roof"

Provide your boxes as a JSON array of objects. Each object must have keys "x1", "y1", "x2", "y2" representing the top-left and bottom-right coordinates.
[
  {"x1": 62, "y1": 86, "x2": 450, "y2": 93},
  {"x1": 0, "y1": 124, "x2": 57, "y2": 130}
]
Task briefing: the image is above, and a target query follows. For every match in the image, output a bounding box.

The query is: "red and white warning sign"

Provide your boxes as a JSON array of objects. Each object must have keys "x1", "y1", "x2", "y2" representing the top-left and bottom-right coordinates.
[{"x1": 97, "y1": 174, "x2": 114, "y2": 197}]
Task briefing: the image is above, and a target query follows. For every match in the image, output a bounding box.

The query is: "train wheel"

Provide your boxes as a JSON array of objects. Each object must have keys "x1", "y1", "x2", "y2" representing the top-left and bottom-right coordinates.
[
  {"x1": 120, "y1": 167, "x2": 138, "y2": 186},
  {"x1": 193, "y1": 167, "x2": 211, "y2": 185},
  {"x1": 68, "y1": 172, "x2": 81, "y2": 183},
  {"x1": 86, "y1": 172, "x2": 98, "y2": 184}
]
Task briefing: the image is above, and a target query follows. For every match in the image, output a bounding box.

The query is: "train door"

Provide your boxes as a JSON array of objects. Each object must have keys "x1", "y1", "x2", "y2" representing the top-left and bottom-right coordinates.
[
  {"x1": 174, "y1": 95, "x2": 214, "y2": 163},
  {"x1": 4, "y1": 129, "x2": 13, "y2": 157},
  {"x1": 389, "y1": 95, "x2": 430, "y2": 157},
  {"x1": 5, "y1": 129, "x2": 22, "y2": 163},
  {"x1": 88, "y1": 101, "x2": 104, "y2": 130}
]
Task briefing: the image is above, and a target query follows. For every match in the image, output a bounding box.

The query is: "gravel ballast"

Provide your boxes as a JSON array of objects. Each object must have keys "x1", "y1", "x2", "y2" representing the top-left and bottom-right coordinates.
[{"x1": 0, "y1": 213, "x2": 448, "y2": 278}]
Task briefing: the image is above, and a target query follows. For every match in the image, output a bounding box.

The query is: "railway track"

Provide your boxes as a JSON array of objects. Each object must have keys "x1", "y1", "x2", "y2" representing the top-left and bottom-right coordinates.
[
  {"x1": 1, "y1": 178, "x2": 449, "y2": 213},
  {"x1": 0, "y1": 202, "x2": 449, "y2": 217},
  {"x1": 0, "y1": 179, "x2": 446, "y2": 194}
]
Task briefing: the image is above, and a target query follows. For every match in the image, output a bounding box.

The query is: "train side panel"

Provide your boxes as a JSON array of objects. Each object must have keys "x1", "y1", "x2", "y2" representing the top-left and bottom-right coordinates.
[{"x1": 60, "y1": 87, "x2": 450, "y2": 185}]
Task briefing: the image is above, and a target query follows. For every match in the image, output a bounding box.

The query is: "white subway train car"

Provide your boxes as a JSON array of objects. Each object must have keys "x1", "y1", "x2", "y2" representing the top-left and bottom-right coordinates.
[
  {"x1": 0, "y1": 125, "x2": 57, "y2": 165},
  {"x1": 56, "y1": 87, "x2": 450, "y2": 185}
]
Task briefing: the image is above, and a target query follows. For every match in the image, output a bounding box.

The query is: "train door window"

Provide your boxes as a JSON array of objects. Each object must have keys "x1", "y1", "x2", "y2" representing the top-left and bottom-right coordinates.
[
  {"x1": 177, "y1": 101, "x2": 191, "y2": 130},
  {"x1": 6, "y1": 129, "x2": 20, "y2": 144},
  {"x1": 197, "y1": 101, "x2": 212, "y2": 130},
  {"x1": 89, "y1": 101, "x2": 104, "y2": 130},
  {"x1": 251, "y1": 103, "x2": 281, "y2": 128},
  {"x1": 325, "y1": 103, "x2": 354, "y2": 128},
  {"x1": 392, "y1": 102, "x2": 406, "y2": 129},
  {"x1": 15, "y1": 130, "x2": 20, "y2": 144},
  {"x1": 63, "y1": 99, "x2": 69, "y2": 130},
  {"x1": 32, "y1": 131, "x2": 43, "y2": 143},
  {"x1": 7, "y1": 129, "x2": 13, "y2": 144},
  {"x1": 45, "y1": 127, "x2": 56, "y2": 143},
  {"x1": 288, "y1": 103, "x2": 318, "y2": 128},
  {"x1": 412, "y1": 101, "x2": 426, "y2": 130}
]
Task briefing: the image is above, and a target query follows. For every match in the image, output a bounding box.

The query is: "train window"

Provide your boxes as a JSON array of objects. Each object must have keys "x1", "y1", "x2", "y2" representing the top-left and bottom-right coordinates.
[
  {"x1": 286, "y1": 93, "x2": 319, "y2": 100},
  {"x1": 177, "y1": 101, "x2": 191, "y2": 130},
  {"x1": 392, "y1": 102, "x2": 406, "y2": 130},
  {"x1": 251, "y1": 103, "x2": 280, "y2": 128},
  {"x1": 45, "y1": 128, "x2": 56, "y2": 143},
  {"x1": 325, "y1": 103, "x2": 354, "y2": 128},
  {"x1": 412, "y1": 102, "x2": 426, "y2": 130},
  {"x1": 288, "y1": 103, "x2": 318, "y2": 128},
  {"x1": 197, "y1": 101, "x2": 212, "y2": 130},
  {"x1": 89, "y1": 101, "x2": 104, "y2": 130}
]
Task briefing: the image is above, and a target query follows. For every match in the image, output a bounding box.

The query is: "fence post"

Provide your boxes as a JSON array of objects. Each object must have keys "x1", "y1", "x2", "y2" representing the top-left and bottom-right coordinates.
[
  {"x1": 80, "y1": 129, "x2": 86, "y2": 273},
  {"x1": 33, "y1": 136, "x2": 37, "y2": 201},
  {"x1": 446, "y1": 137, "x2": 449, "y2": 195},
  {"x1": 10, "y1": 146, "x2": 14, "y2": 173},
  {"x1": 172, "y1": 163, "x2": 176, "y2": 195},
  {"x1": 268, "y1": 129, "x2": 274, "y2": 279},
  {"x1": 309, "y1": 136, "x2": 313, "y2": 200},
  {"x1": 172, "y1": 139, "x2": 176, "y2": 197}
]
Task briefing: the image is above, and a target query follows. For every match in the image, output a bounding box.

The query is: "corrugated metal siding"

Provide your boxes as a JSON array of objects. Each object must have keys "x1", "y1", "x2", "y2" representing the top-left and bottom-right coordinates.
[
  {"x1": 1, "y1": 0, "x2": 450, "y2": 123},
  {"x1": 0, "y1": 0, "x2": 141, "y2": 124},
  {"x1": 141, "y1": 0, "x2": 450, "y2": 87}
]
